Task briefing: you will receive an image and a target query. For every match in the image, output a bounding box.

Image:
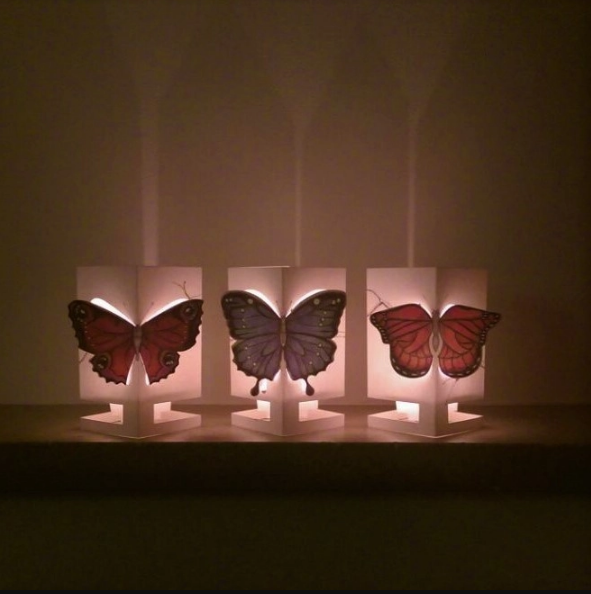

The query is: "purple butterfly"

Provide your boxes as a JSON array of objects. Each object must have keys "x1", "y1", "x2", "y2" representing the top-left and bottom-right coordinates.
[{"x1": 221, "y1": 289, "x2": 347, "y2": 396}]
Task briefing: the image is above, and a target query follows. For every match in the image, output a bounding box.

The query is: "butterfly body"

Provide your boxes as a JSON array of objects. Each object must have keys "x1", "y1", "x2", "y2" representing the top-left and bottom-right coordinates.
[
  {"x1": 68, "y1": 298, "x2": 204, "y2": 384},
  {"x1": 370, "y1": 303, "x2": 500, "y2": 379},
  {"x1": 221, "y1": 289, "x2": 346, "y2": 396}
]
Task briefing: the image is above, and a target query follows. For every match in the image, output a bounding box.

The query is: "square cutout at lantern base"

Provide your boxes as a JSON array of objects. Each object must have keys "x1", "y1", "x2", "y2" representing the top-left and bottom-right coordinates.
[
  {"x1": 73, "y1": 265, "x2": 204, "y2": 439},
  {"x1": 80, "y1": 401, "x2": 201, "y2": 439},
  {"x1": 226, "y1": 266, "x2": 346, "y2": 436},
  {"x1": 367, "y1": 402, "x2": 482, "y2": 438},
  {"x1": 232, "y1": 399, "x2": 344, "y2": 437}
]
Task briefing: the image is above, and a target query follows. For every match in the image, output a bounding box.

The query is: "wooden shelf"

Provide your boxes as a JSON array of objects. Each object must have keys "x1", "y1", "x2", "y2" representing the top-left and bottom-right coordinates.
[{"x1": 1, "y1": 404, "x2": 589, "y2": 496}]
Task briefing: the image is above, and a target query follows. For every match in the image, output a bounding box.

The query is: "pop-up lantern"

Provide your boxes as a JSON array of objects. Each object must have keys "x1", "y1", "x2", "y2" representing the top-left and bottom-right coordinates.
[
  {"x1": 367, "y1": 267, "x2": 501, "y2": 438},
  {"x1": 222, "y1": 266, "x2": 346, "y2": 436},
  {"x1": 69, "y1": 266, "x2": 204, "y2": 438}
]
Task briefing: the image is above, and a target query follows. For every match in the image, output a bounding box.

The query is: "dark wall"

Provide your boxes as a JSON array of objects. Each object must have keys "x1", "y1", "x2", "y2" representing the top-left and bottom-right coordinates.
[
  {"x1": 1, "y1": 0, "x2": 589, "y2": 405},
  {"x1": 0, "y1": 1, "x2": 590, "y2": 588}
]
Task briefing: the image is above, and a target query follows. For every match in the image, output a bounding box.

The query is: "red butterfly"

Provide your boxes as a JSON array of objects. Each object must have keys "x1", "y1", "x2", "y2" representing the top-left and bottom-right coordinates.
[
  {"x1": 370, "y1": 303, "x2": 501, "y2": 379},
  {"x1": 68, "y1": 298, "x2": 204, "y2": 385}
]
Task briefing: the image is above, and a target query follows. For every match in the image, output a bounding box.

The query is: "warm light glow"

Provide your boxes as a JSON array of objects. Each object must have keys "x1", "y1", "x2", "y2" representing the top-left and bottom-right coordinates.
[
  {"x1": 256, "y1": 399, "x2": 271, "y2": 416},
  {"x1": 287, "y1": 288, "x2": 328, "y2": 315},
  {"x1": 91, "y1": 297, "x2": 134, "y2": 324},
  {"x1": 396, "y1": 401, "x2": 420, "y2": 421},
  {"x1": 127, "y1": 361, "x2": 136, "y2": 386},
  {"x1": 91, "y1": 297, "x2": 188, "y2": 323},
  {"x1": 243, "y1": 289, "x2": 280, "y2": 316},
  {"x1": 439, "y1": 302, "x2": 456, "y2": 316},
  {"x1": 448, "y1": 402, "x2": 458, "y2": 413},
  {"x1": 148, "y1": 298, "x2": 188, "y2": 320},
  {"x1": 259, "y1": 372, "x2": 310, "y2": 395},
  {"x1": 299, "y1": 399, "x2": 318, "y2": 419},
  {"x1": 241, "y1": 287, "x2": 343, "y2": 318},
  {"x1": 109, "y1": 403, "x2": 123, "y2": 422},
  {"x1": 154, "y1": 401, "x2": 171, "y2": 421}
]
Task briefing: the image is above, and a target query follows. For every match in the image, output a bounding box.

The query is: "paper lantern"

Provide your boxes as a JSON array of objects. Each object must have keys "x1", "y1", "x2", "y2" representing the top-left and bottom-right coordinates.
[
  {"x1": 68, "y1": 266, "x2": 203, "y2": 438},
  {"x1": 367, "y1": 267, "x2": 500, "y2": 437},
  {"x1": 222, "y1": 266, "x2": 346, "y2": 436}
]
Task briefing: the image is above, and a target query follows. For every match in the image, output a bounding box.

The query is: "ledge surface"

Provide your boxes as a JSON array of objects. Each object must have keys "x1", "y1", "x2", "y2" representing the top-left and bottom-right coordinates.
[{"x1": 1, "y1": 404, "x2": 589, "y2": 495}]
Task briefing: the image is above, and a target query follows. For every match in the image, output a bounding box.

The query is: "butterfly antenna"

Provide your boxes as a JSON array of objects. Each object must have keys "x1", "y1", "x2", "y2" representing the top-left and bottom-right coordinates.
[
  {"x1": 173, "y1": 280, "x2": 192, "y2": 299},
  {"x1": 366, "y1": 288, "x2": 390, "y2": 316}
]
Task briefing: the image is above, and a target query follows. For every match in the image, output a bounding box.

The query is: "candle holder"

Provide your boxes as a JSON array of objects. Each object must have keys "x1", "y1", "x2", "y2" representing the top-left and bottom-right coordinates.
[
  {"x1": 366, "y1": 267, "x2": 500, "y2": 438},
  {"x1": 69, "y1": 266, "x2": 204, "y2": 438},
  {"x1": 222, "y1": 266, "x2": 346, "y2": 436}
]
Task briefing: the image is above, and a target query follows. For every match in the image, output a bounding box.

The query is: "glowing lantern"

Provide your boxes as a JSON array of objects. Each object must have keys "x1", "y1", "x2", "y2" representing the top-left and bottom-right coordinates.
[
  {"x1": 367, "y1": 267, "x2": 501, "y2": 437},
  {"x1": 223, "y1": 266, "x2": 346, "y2": 436},
  {"x1": 68, "y1": 266, "x2": 204, "y2": 438}
]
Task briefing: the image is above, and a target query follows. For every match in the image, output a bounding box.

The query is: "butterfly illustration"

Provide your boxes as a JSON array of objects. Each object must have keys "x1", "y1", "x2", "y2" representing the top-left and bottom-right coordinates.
[
  {"x1": 68, "y1": 298, "x2": 204, "y2": 385},
  {"x1": 221, "y1": 289, "x2": 347, "y2": 396},
  {"x1": 370, "y1": 303, "x2": 501, "y2": 379}
]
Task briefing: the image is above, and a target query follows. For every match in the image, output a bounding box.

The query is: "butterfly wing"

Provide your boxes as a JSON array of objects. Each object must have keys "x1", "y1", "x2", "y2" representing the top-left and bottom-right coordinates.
[
  {"x1": 68, "y1": 300, "x2": 137, "y2": 384},
  {"x1": 138, "y1": 299, "x2": 204, "y2": 384},
  {"x1": 284, "y1": 290, "x2": 347, "y2": 395},
  {"x1": 370, "y1": 303, "x2": 434, "y2": 378},
  {"x1": 437, "y1": 305, "x2": 501, "y2": 378},
  {"x1": 220, "y1": 291, "x2": 283, "y2": 396}
]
